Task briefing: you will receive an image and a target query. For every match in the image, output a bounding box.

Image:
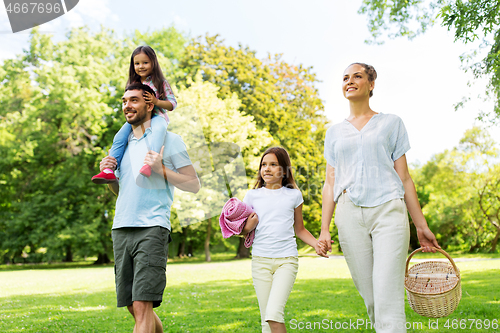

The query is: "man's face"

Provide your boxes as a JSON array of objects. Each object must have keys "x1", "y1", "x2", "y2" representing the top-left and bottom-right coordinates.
[{"x1": 121, "y1": 89, "x2": 153, "y2": 126}]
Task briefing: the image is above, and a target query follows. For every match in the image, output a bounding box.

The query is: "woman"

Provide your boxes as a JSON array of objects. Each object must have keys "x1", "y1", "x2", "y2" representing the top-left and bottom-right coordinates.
[{"x1": 319, "y1": 63, "x2": 440, "y2": 333}]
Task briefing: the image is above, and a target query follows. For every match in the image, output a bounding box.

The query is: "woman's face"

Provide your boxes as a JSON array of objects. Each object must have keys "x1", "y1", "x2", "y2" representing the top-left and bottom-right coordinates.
[{"x1": 342, "y1": 64, "x2": 374, "y2": 101}]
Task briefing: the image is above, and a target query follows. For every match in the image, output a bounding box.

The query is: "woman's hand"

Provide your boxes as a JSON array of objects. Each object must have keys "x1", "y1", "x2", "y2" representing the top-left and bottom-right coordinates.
[
  {"x1": 315, "y1": 239, "x2": 333, "y2": 258},
  {"x1": 318, "y1": 230, "x2": 333, "y2": 253},
  {"x1": 417, "y1": 226, "x2": 440, "y2": 253},
  {"x1": 143, "y1": 91, "x2": 158, "y2": 105}
]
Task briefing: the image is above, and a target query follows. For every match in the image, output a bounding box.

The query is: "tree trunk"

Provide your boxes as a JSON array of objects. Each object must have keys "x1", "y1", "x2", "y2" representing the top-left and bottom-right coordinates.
[
  {"x1": 490, "y1": 229, "x2": 500, "y2": 253},
  {"x1": 177, "y1": 226, "x2": 188, "y2": 257},
  {"x1": 63, "y1": 245, "x2": 73, "y2": 262},
  {"x1": 235, "y1": 237, "x2": 250, "y2": 258},
  {"x1": 94, "y1": 253, "x2": 111, "y2": 264},
  {"x1": 409, "y1": 223, "x2": 419, "y2": 251},
  {"x1": 469, "y1": 242, "x2": 481, "y2": 253},
  {"x1": 205, "y1": 218, "x2": 211, "y2": 262}
]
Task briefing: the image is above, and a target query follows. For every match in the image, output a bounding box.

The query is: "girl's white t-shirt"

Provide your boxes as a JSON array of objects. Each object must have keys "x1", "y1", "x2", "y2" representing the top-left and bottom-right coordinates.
[{"x1": 243, "y1": 186, "x2": 303, "y2": 258}]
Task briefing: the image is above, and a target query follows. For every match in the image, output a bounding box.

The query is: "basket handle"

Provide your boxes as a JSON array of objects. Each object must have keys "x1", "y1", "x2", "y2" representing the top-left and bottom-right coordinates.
[{"x1": 405, "y1": 247, "x2": 460, "y2": 278}]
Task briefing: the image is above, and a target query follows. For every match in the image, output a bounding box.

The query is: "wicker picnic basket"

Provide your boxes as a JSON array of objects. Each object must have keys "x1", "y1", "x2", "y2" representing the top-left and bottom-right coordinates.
[{"x1": 404, "y1": 247, "x2": 461, "y2": 318}]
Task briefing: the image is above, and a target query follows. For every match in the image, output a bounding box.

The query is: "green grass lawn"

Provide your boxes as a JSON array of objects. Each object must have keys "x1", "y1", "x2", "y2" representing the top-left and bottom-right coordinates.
[{"x1": 0, "y1": 256, "x2": 499, "y2": 332}]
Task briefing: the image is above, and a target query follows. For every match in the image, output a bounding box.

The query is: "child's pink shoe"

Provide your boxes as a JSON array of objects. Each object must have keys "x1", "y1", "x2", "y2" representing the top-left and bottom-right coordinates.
[
  {"x1": 91, "y1": 168, "x2": 117, "y2": 184},
  {"x1": 139, "y1": 164, "x2": 152, "y2": 178}
]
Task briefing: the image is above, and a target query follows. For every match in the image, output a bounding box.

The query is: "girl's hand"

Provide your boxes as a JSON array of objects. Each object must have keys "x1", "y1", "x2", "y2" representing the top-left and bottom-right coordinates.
[
  {"x1": 143, "y1": 91, "x2": 158, "y2": 105},
  {"x1": 144, "y1": 146, "x2": 165, "y2": 175},
  {"x1": 315, "y1": 239, "x2": 333, "y2": 258},
  {"x1": 241, "y1": 212, "x2": 258, "y2": 235},
  {"x1": 318, "y1": 231, "x2": 333, "y2": 253},
  {"x1": 246, "y1": 212, "x2": 259, "y2": 230},
  {"x1": 417, "y1": 226, "x2": 440, "y2": 253}
]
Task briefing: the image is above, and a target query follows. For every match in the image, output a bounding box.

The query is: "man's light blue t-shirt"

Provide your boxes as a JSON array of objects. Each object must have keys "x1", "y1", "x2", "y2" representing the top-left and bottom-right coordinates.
[
  {"x1": 113, "y1": 129, "x2": 192, "y2": 230},
  {"x1": 324, "y1": 113, "x2": 410, "y2": 207}
]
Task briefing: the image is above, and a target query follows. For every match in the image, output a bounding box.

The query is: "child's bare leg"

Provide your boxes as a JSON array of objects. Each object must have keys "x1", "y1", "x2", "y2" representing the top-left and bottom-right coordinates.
[{"x1": 268, "y1": 321, "x2": 287, "y2": 333}]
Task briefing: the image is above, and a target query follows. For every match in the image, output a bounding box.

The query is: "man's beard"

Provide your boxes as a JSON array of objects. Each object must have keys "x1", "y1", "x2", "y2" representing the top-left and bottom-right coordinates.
[{"x1": 125, "y1": 106, "x2": 148, "y2": 125}]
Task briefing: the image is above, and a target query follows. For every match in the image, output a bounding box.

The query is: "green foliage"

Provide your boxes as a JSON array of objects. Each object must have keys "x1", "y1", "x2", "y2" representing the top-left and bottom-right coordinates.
[
  {"x1": 0, "y1": 26, "x2": 327, "y2": 263},
  {"x1": 168, "y1": 77, "x2": 272, "y2": 257},
  {"x1": 0, "y1": 26, "x2": 187, "y2": 263},
  {"x1": 412, "y1": 126, "x2": 500, "y2": 252},
  {"x1": 441, "y1": 0, "x2": 500, "y2": 43},
  {"x1": 180, "y1": 35, "x2": 328, "y2": 234},
  {"x1": 0, "y1": 27, "x2": 123, "y2": 263},
  {"x1": 359, "y1": 0, "x2": 500, "y2": 122},
  {"x1": 358, "y1": 0, "x2": 443, "y2": 42}
]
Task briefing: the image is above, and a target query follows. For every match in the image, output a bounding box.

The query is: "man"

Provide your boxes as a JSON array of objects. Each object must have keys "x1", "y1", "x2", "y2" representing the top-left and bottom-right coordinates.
[{"x1": 99, "y1": 83, "x2": 200, "y2": 333}]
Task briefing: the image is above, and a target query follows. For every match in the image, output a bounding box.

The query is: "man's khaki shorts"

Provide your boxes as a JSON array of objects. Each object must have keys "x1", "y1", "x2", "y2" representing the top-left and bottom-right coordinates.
[{"x1": 112, "y1": 226, "x2": 171, "y2": 308}]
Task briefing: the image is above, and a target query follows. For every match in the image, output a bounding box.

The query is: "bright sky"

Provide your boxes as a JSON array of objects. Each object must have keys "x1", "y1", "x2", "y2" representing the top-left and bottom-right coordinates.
[{"x1": 1, "y1": 0, "x2": 499, "y2": 165}]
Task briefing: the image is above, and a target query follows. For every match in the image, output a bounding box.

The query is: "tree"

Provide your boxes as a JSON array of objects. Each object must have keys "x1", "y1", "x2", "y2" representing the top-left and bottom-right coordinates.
[
  {"x1": 359, "y1": 0, "x2": 500, "y2": 122},
  {"x1": 0, "y1": 26, "x2": 188, "y2": 263},
  {"x1": 415, "y1": 126, "x2": 500, "y2": 252},
  {"x1": 180, "y1": 35, "x2": 329, "y2": 247},
  {"x1": 169, "y1": 76, "x2": 272, "y2": 261},
  {"x1": 478, "y1": 165, "x2": 500, "y2": 252},
  {"x1": 0, "y1": 27, "x2": 123, "y2": 263}
]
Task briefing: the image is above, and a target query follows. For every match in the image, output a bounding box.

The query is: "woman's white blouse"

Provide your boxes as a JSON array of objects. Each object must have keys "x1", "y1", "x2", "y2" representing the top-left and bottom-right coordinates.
[{"x1": 324, "y1": 113, "x2": 410, "y2": 207}]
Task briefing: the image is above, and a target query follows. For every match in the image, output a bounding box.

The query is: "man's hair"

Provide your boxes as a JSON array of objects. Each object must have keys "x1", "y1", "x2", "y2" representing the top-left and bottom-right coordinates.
[{"x1": 125, "y1": 83, "x2": 156, "y2": 98}]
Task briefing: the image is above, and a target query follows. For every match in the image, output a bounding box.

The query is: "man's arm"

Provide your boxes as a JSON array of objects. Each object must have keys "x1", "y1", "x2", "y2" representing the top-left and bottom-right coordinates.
[
  {"x1": 145, "y1": 146, "x2": 200, "y2": 194},
  {"x1": 162, "y1": 163, "x2": 200, "y2": 193}
]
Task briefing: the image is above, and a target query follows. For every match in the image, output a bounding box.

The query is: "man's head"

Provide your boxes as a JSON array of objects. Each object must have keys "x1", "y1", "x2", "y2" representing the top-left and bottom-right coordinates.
[{"x1": 122, "y1": 84, "x2": 156, "y2": 126}]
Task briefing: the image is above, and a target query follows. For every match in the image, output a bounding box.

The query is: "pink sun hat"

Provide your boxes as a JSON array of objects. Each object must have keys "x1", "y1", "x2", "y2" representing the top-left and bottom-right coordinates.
[{"x1": 219, "y1": 197, "x2": 255, "y2": 248}]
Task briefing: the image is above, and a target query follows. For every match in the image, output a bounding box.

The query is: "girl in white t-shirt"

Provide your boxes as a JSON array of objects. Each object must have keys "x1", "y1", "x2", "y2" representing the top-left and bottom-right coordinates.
[{"x1": 242, "y1": 146, "x2": 329, "y2": 333}]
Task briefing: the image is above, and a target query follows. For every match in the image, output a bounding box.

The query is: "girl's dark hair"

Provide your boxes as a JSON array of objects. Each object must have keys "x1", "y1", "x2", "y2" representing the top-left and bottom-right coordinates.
[
  {"x1": 127, "y1": 46, "x2": 166, "y2": 100},
  {"x1": 254, "y1": 147, "x2": 298, "y2": 190},
  {"x1": 125, "y1": 83, "x2": 155, "y2": 96},
  {"x1": 349, "y1": 62, "x2": 377, "y2": 97}
]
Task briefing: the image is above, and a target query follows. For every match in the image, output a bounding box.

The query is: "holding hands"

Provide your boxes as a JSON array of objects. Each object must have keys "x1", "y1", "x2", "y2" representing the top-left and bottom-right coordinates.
[{"x1": 315, "y1": 234, "x2": 334, "y2": 258}]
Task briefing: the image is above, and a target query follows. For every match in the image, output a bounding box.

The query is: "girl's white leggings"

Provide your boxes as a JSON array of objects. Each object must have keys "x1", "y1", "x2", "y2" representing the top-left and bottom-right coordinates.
[
  {"x1": 252, "y1": 256, "x2": 298, "y2": 333},
  {"x1": 335, "y1": 193, "x2": 410, "y2": 333}
]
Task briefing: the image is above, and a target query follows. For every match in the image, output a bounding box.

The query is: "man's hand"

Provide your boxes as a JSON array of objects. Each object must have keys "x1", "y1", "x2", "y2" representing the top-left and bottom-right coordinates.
[
  {"x1": 144, "y1": 146, "x2": 165, "y2": 175},
  {"x1": 100, "y1": 155, "x2": 117, "y2": 172}
]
